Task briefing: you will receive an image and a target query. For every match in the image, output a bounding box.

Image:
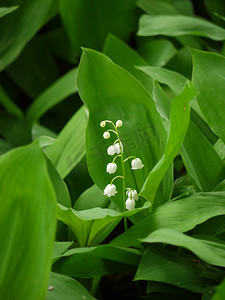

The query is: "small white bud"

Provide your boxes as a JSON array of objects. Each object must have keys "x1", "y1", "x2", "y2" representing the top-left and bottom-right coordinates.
[
  {"x1": 131, "y1": 158, "x2": 144, "y2": 170},
  {"x1": 125, "y1": 198, "x2": 135, "y2": 210},
  {"x1": 114, "y1": 142, "x2": 123, "y2": 154},
  {"x1": 104, "y1": 184, "x2": 117, "y2": 197},
  {"x1": 100, "y1": 121, "x2": 106, "y2": 127},
  {"x1": 116, "y1": 120, "x2": 123, "y2": 127},
  {"x1": 106, "y1": 162, "x2": 117, "y2": 174},
  {"x1": 128, "y1": 189, "x2": 139, "y2": 201},
  {"x1": 107, "y1": 145, "x2": 115, "y2": 156},
  {"x1": 103, "y1": 131, "x2": 110, "y2": 139}
]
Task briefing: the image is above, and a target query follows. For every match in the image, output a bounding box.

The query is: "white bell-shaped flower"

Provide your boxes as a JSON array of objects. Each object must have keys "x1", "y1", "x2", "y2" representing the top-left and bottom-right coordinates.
[
  {"x1": 114, "y1": 142, "x2": 123, "y2": 154},
  {"x1": 107, "y1": 145, "x2": 115, "y2": 156},
  {"x1": 125, "y1": 198, "x2": 135, "y2": 210},
  {"x1": 131, "y1": 158, "x2": 144, "y2": 170},
  {"x1": 106, "y1": 162, "x2": 117, "y2": 174},
  {"x1": 116, "y1": 120, "x2": 123, "y2": 127},
  {"x1": 100, "y1": 121, "x2": 106, "y2": 127},
  {"x1": 104, "y1": 184, "x2": 117, "y2": 197},
  {"x1": 103, "y1": 131, "x2": 110, "y2": 139},
  {"x1": 128, "y1": 189, "x2": 139, "y2": 201}
]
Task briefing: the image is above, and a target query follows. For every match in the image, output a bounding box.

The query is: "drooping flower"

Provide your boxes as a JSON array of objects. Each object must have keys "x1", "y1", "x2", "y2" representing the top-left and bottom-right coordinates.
[
  {"x1": 125, "y1": 198, "x2": 135, "y2": 210},
  {"x1": 107, "y1": 145, "x2": 115, "y2": 156},
  {"x1": 114, "y1": 142, "x2": 123, "y2": 154},
  {"x1": 131, "y1": 158, "x2": 144, "y2": 170},
  {"x1": 103, "y1": 131, "x2": 110, "y2": 139},
  {"x1": 100, "y1": 121, "x2": 106, "y2": 127},
  {"x1": 106, "y1": 162, "x2": 117, "y2": 174},
  {"x1": 104, "y1": 184, "x2": 117, "y2": 197},
  {"x1": 128, "y1": 189, "x2": 139, "y2": 201},
  {"x1": 116, "y1": 120, "x2": 123, "y2": 127}
]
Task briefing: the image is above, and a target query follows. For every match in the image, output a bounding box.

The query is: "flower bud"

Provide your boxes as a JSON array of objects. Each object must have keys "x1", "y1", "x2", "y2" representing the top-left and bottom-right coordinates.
[
  {"x1": 103, "y1": 131, "x2": 110, "y2": 139},
  {"x1": 114, "y1": 142, "x2": 123, "y2": 154},
  {"x1": 107, "y1": 145, "x2": 115, "y2": 156},
  {"x1": 116, "y1": 120, "x2": 123, "y2": 127},
  {"x1": 106, "y1": 162, "x2": 117, "y2": 174},
  {"x1": 131, "y1": 158, "x2": 144, "y2": 170},
  {"x1": 128, "y1": 189, "x2": 139, "y2": 201},
  {"x1": 104, "y1": 184, "x2": 117, "y2": 197},
  {"x1": 125, "y1": 198, "x2": 135, "y2": 210},
  {"x1": 100, "y1": 121, "x2": 106, "y2": 127}
]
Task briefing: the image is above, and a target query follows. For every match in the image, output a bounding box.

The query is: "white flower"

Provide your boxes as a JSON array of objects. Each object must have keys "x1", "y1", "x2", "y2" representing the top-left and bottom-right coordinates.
[
  {"x1": 116, "y1": 120, "x2": 123, "y2": 127},
  {"x1": 131, "y1": 158, "x2": 144, "y2": 170},
  {"x1": 104, "y1": 184, "x2": 117, "y2": 197},
  {"x1": 103, "y1": 131, "x2": 110, "y2": 139},
  {"x1": 107, "y1": 145, "x2": 115, "y2": 156},
  {"x1": 125, "y1": 198, "x2": 135, "y2": 210},
  {"x1": 128, "y1": 189, "x2": 139, "y2": 201},
  {"x1": 106, "y1": 162, "x2": 117, "y2": 174},
  {"x1": 100, "y1": 121, "x2": 106, "y2": 127},
  {"x1": 114, "y1": 142, "x2": 123, "y2": 154}
]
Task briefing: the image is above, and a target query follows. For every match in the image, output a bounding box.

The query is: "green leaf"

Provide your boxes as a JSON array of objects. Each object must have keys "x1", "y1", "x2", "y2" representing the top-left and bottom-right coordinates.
[
  {"x1": 138, "y1": 39, "x2": 177, "y2": 67},
  {"x1": 141, "y1": 228, "x2": 225, "y2": 267},
  {"x1": 57, "y1": 202, "x2": 151, "y2": 247},
  {"x1": 59, "y1": 0, "x2": 136, "y2": 56},
  {"x1": 0, "y1": 142, "x2": 56, "y2": 299},
  {"x1": 46, "y1": 272, "x2": 96, "y2": 300},
  {"x1": 137, "y1": 14, "x2": 225, "y2": 40},
  {"x1": 53, "y1": 245, "x2": 142, "y2": 278},
  {"x1": 0, "y1": 0, "x2": 52, "y2": 71},
  {"x1": 111, "y1": 192, "x2": 225, "y2": 247},
  {"x1": 77, "y1": 48, "x2": 171, "y2": 211},
  {"x1": 212, "y1": 277, "x2": 225, "y2": 300},
  {"x1": 52, "y1": 242, "x2": 73, "y2": 261},
  {"x1": 140, "y1": 81, "x2": 197, "y2": 204},
  {"x1": 6, "y1": 37, "x2": 59, "y2": 98},
  {"x1": 26, "y1": 68, "x2": 77, "y2": 124},
  {"x1": 137, "y1": 0, "x2": 181, "y2": 15},
  {"x1": 192, "y1": 50, "x2": 225, "y2": 144},
  {"x1": 103, "y1": 34, "x2": 153, "y2": 94},
  {"x1": 0, "y1": 84, "x2": 23, "y2": 119},
  {"x1": 134, "y1": 245, "x2": 213, "y2": 293},
  {"x1": 45, "y1": 106, "x2": 86, "y2": 179},
  {"x1": 0, "y1": 6, "x2": 18, "y2": 18},
  {"x1": 74, "y1": 184, "x2": 110, "y2": 210}
]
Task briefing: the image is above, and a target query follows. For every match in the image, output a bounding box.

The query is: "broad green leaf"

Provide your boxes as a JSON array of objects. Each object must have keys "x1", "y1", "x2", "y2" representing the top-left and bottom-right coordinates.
[
  {"x1": 137, "y1": 65, "x2": 187, "y2": 95},
  {"x1": 52, "y1": 242, "x2": 73, "y2": 261},
  {"x1": 59, "y1": 0, "x2": 136, "y2": 56},
  {"x1": 0, "y1": 6, "x2": 18, "y2": 18},
  {"x1": 181, "y1": 122, "x2": 225, "y2": 191},
  {"x1": 26, "y1": 68, "x2": 77, "y2": 124},
  {"x1": 138, "y1": 39, "x2": 177, "y2": 67},
  {"x1": 45, "y1": 106, "x2": 86, "y2": 179},
  {"x1": 153, "y1": 82, "x2": 225, "y2": 191},
  {"x1": 141, "y1": 228, "x2": 225, "y2": 267},
  {"x1": 53, "y1": 245, "x2": 141, "y2": 278},
  {"x1": 111, "y1": 192, "x2": 225, "y2": 247},
  {"x1": 192, "y1": 50, "x2": 225, "y2": 144},
  {"x1": 0, "y1": 142, "x2": 56, "y2": 299},
  {"x1": 214, "y1": 139, "x2": 225, "y2": 160},
  {"x1": 6, "y1": 37, "x2": 59, "y2": 98},
  {"x1": 46, "y1": 272, "x2": 96, "y2": 300},
  {"x1": 57, "y1": 202, "x2": 150, "y2": 247},
  {"x1": 137, "y1": 0, "x2": 181, "y2": 15},
  {"x1": 77, "y1": 48, "x2": 171, "y2": 211},
  {"x1": 74, "y1": 184, "x2": 110, "y2": 210},
  {"x1": 0, "y1": 0, "x2": 52, "y2": 71},
  {"x1": 138, "y1": 14, "x2": 225, "y2": 40},
  {"x1": 0, "y1": 84, "x2": 23, "y2": 119},
  {"x1": 213, "y1": 277, "x2": 225, "y2": 300},
  {"x1": 140, "y1": 82, "x2": 197, "y2": 204},
  {"x1": 134, "y1": 245, "x2": 213, "y2": 293},
  {"x1": 32, "y1": 124, "x2": 57, "y2": 141},
  {"x1": 103, "y1": 34, "x2": 153, "y2": 94},
  {"x1": 0, "y1": 138, "x2": 13, "y2": 155},
  {"x1": 38, "y1": 136, "x2": 59, "y2": 148}
]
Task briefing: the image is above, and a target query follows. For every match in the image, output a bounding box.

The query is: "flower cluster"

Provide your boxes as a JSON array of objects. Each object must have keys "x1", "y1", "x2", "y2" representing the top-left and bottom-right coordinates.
[{"x1": 100, "y1": 119, "x2": 144, "y2": 211}]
